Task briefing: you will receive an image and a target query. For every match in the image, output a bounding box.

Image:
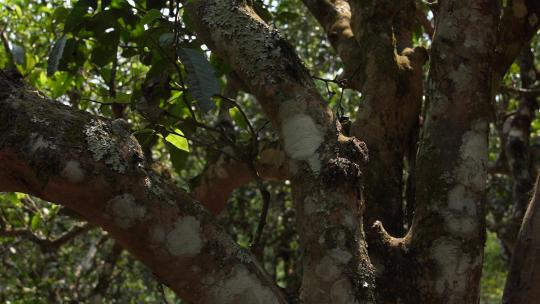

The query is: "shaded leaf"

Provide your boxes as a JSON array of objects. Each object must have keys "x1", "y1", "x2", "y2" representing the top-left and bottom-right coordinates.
[
  {"x1": 47, "y1": 35, "x2": 68, "y2": 76},
  {"x1": 159, "y1": 33, "x2": 175, "y2": 46},
  {"x1": 166, "y1": 142, "x2": 189, "y2": 173},
  {"x1": 178, "y1": 48, "x2": 220, "y2": 113},
  {"x1": 141, "y1": 9, "x2": 161, "y2": 25},
  {"x1": 10, "y1": 44, "x2": 25, "y2": 65}
]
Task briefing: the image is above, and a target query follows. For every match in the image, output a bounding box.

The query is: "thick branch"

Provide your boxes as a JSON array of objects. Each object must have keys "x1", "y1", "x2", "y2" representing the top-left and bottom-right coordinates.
[
  {"x1": 410, "y1": 1, "x2": 499, "y2": 302},
  {"x1": 0, "y1": 73, "x2": 286, "y2": 303},
  {"x1": 493, "y1": 0, "x2": 540, "y2": 82},
  {"x1": 301, "y1": 0, "x2": 364, "y2": 88},
  {"x1": 186, "y1": 1, "x2": 375, "y2": 301}
]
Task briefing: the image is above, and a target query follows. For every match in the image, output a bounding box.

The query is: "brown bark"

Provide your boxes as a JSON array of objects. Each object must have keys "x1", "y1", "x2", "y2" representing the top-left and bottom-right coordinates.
[
  {"x1": 303, "y1": 1, "x2": 427, "y2": 301},
  {"x1": 407, "y1": 0, "x2": 499, "y2": 302},
  {"x1": 492, "y1": 0, "x2": 540, "y2": 90},
  {"x1": 503, "y1": 172, "x2": 540, "y2": 304},
  {"x1": 186, "y1": 0, "x2": 376, "y2": 301},
  {"x1": 192, "y1": 142, "x2": 289, "y2": 215},
  {"x1": 305, "y1": 0, "x2": 427, "y2": 239},
  {"x1": 0, "y1": 72, "x2": 287, "y2": 304},
  {"x1": 497, "y1": 46, "x2": 538, "y2": 254}
]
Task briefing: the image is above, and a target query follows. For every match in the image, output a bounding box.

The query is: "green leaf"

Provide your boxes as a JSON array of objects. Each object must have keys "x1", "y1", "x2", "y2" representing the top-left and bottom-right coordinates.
[
  {"x1": 91, "y1": 31, "x2": 119, "y2": 66},
  {"x1": 177, "y1": 48, "x2": 220, "y2": 113},
  {"x1": 229, "y1": 107, "x2": 248, "y2": 129},
  {"x1": 47, "y1": 35, "x2": 68, "y2": 76},
  {"x1": 166, "y1": 142, "x2": 189, "y2": 173},
  {"x1": 141, "y1": 9, "x2": 161, "y2": 25},
  {"x1": 159, "y1": 33, "x2": 175, "y2": 46},
  {"x1": 165, "y1": 129, "x2": 189, "y2": 152},
  {"x1": 31, "y1": 214, "x2": 42, "y2": 231}
]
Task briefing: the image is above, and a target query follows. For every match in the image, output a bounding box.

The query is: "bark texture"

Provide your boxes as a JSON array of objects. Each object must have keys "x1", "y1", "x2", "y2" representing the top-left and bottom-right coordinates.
[
  {"x1": 409, "y1": 1, "x2": 498, "y2": 302},
  {"x1": 186, "y1": 1, "x2": 376, "y2": 302},
  {"x1": 498, "y1": 47, "x2": 538, "y2": 253},
  {"x1": 503, "y1": 172, "x2": 540, "y2": 304},
  {"x1": 0, "y1": 72, "x2": 287, "y2": 304},
  {"x1": 303, "y1": 0, "x2": 426, "y2": 301}
]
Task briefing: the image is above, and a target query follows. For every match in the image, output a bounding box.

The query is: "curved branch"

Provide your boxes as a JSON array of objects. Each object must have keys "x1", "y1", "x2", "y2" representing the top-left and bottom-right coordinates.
[
  {"x1": 492, "y1": 0, "x2": 540, "y2": 95},
  {"x1": 0, "y1": 73, "x2": 286, "y2": 303}
]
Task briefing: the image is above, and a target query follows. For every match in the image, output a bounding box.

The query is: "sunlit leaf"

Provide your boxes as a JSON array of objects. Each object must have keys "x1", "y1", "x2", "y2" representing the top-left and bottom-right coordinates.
[
  {"x1": 31, "y1": 214, "x2": 42, "y2": 231},
  {"x1": 165, "y1": 129, "x2": 189, "y2": 152},
  {"x1": 229, "y1": 107, "x2": 248, "y2": 130}
]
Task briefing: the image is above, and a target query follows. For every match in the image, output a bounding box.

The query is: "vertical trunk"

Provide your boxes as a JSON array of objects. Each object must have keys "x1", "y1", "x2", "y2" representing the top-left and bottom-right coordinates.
[
  {"x1": 500, "y1": 47, "x2": 537, "y2": 253},
  {"x1": 409, "y1": 0, "x2": 498, "y2": 302},
  {"x1": 503, "y1": 172, "x2": 540, "y2": 304},
  {"x1": 186, "y1": 1, "x2": 377, "y2": 301}
]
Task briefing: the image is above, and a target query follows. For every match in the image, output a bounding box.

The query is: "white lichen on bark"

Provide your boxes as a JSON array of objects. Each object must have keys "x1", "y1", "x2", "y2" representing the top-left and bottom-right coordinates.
[
  {"x1": 29, "y1": 133, "x2": 56, "y2": 153},
  {"x1": 84, "y1": 119, "x2": 127, "y2": 173},
  {"x1": 431, "y1": 237, "x2": 481, "y2": 296},
  {"x1": 61, "y1": 160, "x2": 85, "y2": 183},
  {"x1": 281, "y1": 114, "x2": 323, "y2": 172},
  {"x1": 106, "y1": 193, "x2": 146, "y2": 229},
  {"x1": 315, "y1": 249, "x2": 353, "y2": 282},
  {"x1": 166, "y1": 216, "x2": 204, "y2": 256},
  {"x1": 204, "y1": 265, "x2": 277, "y2": 304}
]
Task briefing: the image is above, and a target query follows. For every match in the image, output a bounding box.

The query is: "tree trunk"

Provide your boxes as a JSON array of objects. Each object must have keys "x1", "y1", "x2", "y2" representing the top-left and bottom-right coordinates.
[
  {"x1": 186, "y1": 1, "x2": 377, "y2": 301},
  {"x1": 503, "y1": 172, "x2": 540, "y2": 303}
]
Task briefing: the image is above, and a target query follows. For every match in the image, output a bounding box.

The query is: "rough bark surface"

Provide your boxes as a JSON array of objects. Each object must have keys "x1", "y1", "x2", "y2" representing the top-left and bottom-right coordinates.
[
  {"x1": 0, "y1": 72, "x2": 287, "y2": 304},
  {"x1": 186, "y1": 1, "x2": 376, "y2": 302},
  {"x1": 503, "y1": 172, "x2": 540, "y2": 304},
  {"x1": 409, "y1": 1, "x2": 498, "y2": 302}
]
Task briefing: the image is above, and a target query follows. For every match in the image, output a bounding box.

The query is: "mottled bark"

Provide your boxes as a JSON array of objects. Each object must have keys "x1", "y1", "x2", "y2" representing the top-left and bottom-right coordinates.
[
  {"x1": 303, "y1": 1, "x2": 427, "y2": 301},
  {"x1": 498, "y1": 47, "x2": 538, "y2": 254},
  {"x1": 503, "y1": 172, "x2": 540, "y2": 304},
  {"x1": 186, "y1": 0, "x2": 376, "y2": 302},
  {"x1": 0, "y1": 73, "x2": 287, "y2": 304},
  {"x1": 348, "y1": 0, "x2": 427, "y2": 239},
  {"x1": 492, "y1": 0, "x2": 540, "y2": 95},
  {"x1": 301, "y1": 0, "x2": 364, "y2": 89},
  {"x1": 409, "y1": 1, "x2": 498, "y2": 302}
]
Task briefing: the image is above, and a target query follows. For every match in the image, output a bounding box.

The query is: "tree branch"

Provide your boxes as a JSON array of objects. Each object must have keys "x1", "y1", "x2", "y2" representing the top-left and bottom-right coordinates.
[
  {"x1": 0, "y1": 73, "x2": 287, "y2": 303},
  {"x1": 186, "y1": 1, "x2": 375, "y2": 301}
]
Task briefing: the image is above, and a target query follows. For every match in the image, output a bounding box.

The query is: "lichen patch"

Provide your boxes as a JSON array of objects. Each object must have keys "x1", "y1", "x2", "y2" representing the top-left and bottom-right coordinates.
[
  {"x1": 431, "y1": 238, "x2": 474, "y2": 296},
  {"x1": 29, "y1": 133, "x2": 56, "y2": 153},
  {"x1": 107, "y1": 193, "x2": 146, "y2": 229},
  {"x1": 281, "y1": 114, "x2": 323, "y2": 160},
  {"x1": 315, "y1": 249, "x2": 352, "y2": 282},
  {"x1": 84, "y1": 119, "x2": 143, "y2": 173},
  {"x1": 61, "y1": 160, "x2": 85, "y2": 183},
  {"x1": 456, "y1": 120, "x2": 487, "y2": 190},
  {"x1": 204, "y1": 265, "x2": 277, "y2": 304},
  {"x1": 165, "y1": 216, "x2": 204, "y2": 256}
]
